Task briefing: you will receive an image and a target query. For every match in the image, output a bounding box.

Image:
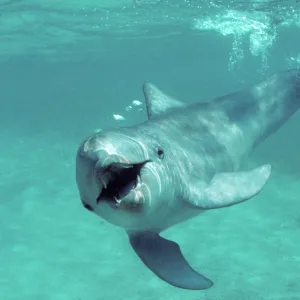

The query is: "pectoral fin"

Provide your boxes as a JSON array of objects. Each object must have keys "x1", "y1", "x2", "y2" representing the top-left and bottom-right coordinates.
[
  {"x1": 128, "y1": 231, "x2": 213, "y2": 290},
  {"x1": 186, "y1": 164, "x2": 271, "y2": 209}
]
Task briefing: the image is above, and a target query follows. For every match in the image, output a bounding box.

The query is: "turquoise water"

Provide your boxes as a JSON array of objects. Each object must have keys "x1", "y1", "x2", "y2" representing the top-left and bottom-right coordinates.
[{"x1": 1, "y1": 1, "x2": 300, "y2": 299}]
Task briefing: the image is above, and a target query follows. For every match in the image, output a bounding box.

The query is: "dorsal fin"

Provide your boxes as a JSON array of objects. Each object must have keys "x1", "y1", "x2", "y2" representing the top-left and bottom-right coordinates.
[{"x1": 142, "y1": 83, "x2": 186, "y2": 119}]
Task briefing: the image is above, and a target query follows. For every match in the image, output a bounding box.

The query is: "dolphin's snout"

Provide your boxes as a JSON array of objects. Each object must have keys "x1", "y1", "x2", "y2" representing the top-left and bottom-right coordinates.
[{"x1": 76, "y1": 147, "x2": 104, "y2": 210}]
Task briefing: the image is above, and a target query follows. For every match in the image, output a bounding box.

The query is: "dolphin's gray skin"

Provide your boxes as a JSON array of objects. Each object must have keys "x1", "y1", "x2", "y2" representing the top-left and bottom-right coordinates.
[{"x1": 76, "y1": 69, "x2": 300, "y2": 290}]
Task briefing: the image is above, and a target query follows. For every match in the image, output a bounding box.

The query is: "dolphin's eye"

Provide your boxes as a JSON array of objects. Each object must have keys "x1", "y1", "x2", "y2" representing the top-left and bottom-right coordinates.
[{"x1": 157, "y1": 147, "x2": 164, "y2": 159}]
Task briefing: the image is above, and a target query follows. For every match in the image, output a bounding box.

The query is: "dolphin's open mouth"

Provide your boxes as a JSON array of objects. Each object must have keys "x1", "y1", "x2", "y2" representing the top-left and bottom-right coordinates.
[{"x1": 96, "y1": 162, "x2": 147, "y2": 204}]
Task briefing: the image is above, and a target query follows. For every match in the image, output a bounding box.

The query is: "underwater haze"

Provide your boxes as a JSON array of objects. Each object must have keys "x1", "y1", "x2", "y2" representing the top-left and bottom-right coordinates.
[{"x1": 1, "y1": 0, "x2": 300, "y2": 299}]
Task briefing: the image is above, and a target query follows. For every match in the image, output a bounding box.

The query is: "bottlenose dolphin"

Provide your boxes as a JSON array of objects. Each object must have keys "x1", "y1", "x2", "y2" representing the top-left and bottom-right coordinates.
[{"x1": 76, "y1": 69, "x2": 300, "y2": 290}]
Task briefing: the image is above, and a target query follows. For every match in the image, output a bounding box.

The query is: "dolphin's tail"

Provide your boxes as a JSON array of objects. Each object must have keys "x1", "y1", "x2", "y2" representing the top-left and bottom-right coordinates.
[
  {"x1": 215, "y1": 69, "x2": 300, "y2": 148},
  {"x1": 258, "y1": 69, "x2": 300, "y2": 115},
  {"x1": 252, "y1": 69, "x2": 300, "y2": 146}
]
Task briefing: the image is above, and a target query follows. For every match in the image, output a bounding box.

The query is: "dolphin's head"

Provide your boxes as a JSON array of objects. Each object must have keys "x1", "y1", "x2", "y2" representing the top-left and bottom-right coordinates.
[{"x1": 76, "y1": 129, "x2": 170, "y2": 230}]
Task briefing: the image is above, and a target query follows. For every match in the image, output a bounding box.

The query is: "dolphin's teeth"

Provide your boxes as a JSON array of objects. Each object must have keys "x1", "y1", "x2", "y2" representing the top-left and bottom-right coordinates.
[
  {"x1": 115, "y1": 197, "x2": 122, "y2": 205},
  {"x1": 101, "y1": 177, "x2": 108, "y2": 189},
  {"x1": 110, "y1": 162, "x2": 134, "y2": 172},
  {"x1": 137, "y1": 175, "x2": 141, "y2": 185},
  {"x1": 97, "y1": 162, "x2": 146, "y2": 205},
  {"x1": 120, "y1": 163, "x2": 133, "y2": 169}
]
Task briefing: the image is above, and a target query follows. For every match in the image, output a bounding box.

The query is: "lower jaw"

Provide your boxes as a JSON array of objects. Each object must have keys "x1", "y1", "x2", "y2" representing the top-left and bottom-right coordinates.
[
  {"x1": 93, "y1": 204, "x2": 140, "y2": 229},
  {"x1": 107, "y1": 191, "x2": 143, "y2": 212}
]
